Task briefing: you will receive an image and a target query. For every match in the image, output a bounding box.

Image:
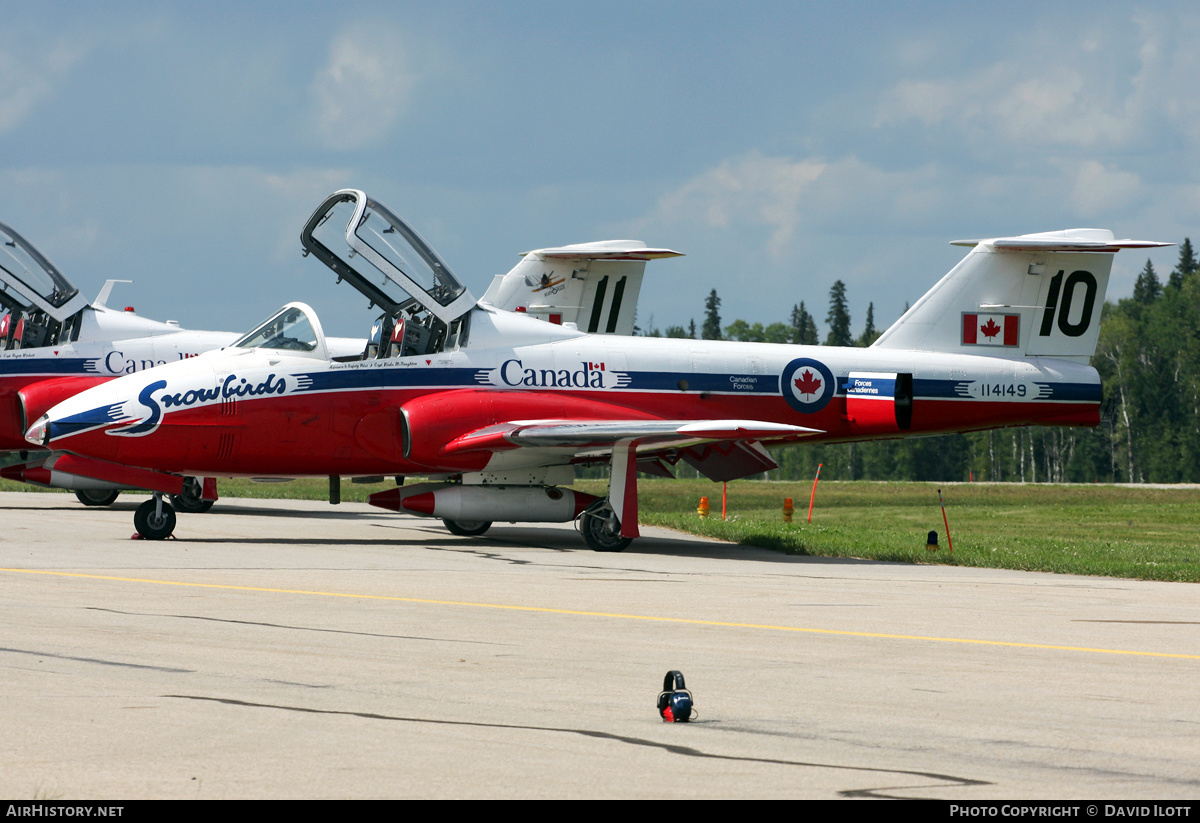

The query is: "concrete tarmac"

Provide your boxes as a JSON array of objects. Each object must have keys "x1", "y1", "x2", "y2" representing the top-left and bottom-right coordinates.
[{"x1": 2, "y1": 490, "x2": 1199, "y2": 799}]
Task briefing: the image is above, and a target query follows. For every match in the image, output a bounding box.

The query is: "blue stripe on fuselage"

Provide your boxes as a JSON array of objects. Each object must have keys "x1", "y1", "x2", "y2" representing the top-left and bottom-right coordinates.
[
  {"x1": 0, "y1": 358, "x2": 96, "y2": 376},
  {"x1": 289, "y1": 366, "x2": 1098, "y2": 402},
  {"x1": 46, "y1": 402, "x2": 126, "y2": 441}
]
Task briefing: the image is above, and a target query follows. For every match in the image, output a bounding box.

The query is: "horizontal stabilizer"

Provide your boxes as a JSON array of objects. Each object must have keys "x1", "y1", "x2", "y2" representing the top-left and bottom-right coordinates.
[
  {"x1": 524, "y1": 241, "x2": 684, "y2": 261},
  {"x1": 951, "y1": 229, "x2": 1172, "y2": 252}
]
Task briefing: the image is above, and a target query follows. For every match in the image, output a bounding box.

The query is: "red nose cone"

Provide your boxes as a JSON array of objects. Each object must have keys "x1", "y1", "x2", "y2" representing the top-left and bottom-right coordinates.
[
  {"x1": 367, "y1": 487, "x2": 404, "y2": 512},
  {"x1": 401, "y1": 492, "x2": 436, "y2": 515},
  {"x1": 0, "y1": 463, "x2": 50, "y2": 485}
]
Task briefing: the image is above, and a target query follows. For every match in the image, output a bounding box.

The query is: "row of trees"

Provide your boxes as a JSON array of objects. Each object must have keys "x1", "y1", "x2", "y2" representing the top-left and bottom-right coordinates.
[
  {"x1": 642, "y1": 281, "x2": 882, "y2": 348},
  {"x1": 1094, "y1": 240, "x2": 1200, "y2": 482},
  {"x1": 643, "y1": 243, "x2": 1200, "y2": 483}
]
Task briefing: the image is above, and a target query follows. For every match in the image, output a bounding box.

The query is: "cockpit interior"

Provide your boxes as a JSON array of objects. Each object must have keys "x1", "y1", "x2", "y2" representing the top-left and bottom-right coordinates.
[{"x1": 0, "y1": 221, "x2": 86, "y2": 352}]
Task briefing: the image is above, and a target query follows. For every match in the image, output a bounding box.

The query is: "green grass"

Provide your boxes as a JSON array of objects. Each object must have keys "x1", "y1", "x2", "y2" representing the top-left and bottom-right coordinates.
[
  {"x1": 6, "y1": 475, "x2": 1200, "y2": 582},
  {"x1": 597, "y1": 479, "x2": 1200, "y2": 583}
]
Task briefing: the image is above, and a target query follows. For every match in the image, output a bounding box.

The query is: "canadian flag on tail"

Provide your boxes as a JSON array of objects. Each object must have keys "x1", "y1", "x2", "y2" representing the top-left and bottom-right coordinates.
[{"x1": 962, "y1": 313, "x2": 1019, "y2": 347}]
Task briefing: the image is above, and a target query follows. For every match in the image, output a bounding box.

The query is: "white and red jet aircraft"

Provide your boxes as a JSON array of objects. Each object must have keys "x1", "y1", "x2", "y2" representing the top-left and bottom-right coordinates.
[
  {"x1": 0, "y1": 219, "x2": 243, "y2": 509},
  {"x1": 24, "y1": 189, "x2": 1168, "y2": 549},
  {"x1": 0, "y1": 209, "x2": 674, "y2": 515}
]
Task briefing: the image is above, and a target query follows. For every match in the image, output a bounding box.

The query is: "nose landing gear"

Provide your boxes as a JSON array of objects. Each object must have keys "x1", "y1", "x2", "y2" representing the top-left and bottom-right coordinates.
[{"x1": 134, "y1": 495, "x2": 176, "y2": 540}]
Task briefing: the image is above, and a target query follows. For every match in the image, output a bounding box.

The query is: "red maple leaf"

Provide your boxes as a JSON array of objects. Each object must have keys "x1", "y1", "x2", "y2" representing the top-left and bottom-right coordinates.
[
  {"x1": 794, "y1": 369, "x2": 823, "y2": 398},
  {"x1": 980, "y1": 318, "x2": 1001, "y2": 338}
]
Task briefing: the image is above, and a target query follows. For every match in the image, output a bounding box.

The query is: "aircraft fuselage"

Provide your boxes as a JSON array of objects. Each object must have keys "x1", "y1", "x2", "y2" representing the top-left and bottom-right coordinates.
[{"x1": 35, "y1": 320, "x2": 1099, "y2": 479}]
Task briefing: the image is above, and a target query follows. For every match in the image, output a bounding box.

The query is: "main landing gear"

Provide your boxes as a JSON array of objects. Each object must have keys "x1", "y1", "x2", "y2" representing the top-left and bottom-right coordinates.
[
  {"x1": 579, "y1": 501, "x2": 631, "y2": 552},
  {"x1": 134, "y1": 495, "x2": 176, "y2": 540},
  {"x1": 577, "y1": 439, "x2": 639, "y2": 552},
  {"x1": 419, "y1": 450, "x2": 641, "y2": 552},
  {"x1": 442, "y1": 519, "x2": 492, "y2": 537},
  {"x1": 171, "y1": 477, "x2": 214, "y2": 514},
  {"x1": 72, "y1": 477, "x2": 214, "y2": 514},
  {"x1": 74, "y1": 489, "x2": 120, "y2": 507}
]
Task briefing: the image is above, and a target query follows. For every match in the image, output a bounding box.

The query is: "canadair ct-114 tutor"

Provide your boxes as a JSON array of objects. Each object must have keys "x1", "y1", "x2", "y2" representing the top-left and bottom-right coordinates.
[
  {"x1": 24, "y1": 189, "x2": 1168, "y2": 549},
  {"x1": 0, "y1": 211, "x2": 614, "y2": 511}
]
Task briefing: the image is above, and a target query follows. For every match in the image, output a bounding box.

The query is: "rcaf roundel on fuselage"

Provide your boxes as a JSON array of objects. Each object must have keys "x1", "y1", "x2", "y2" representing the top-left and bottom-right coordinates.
[{"x1": 780, "y1": 357, "x2": 835, "y2": 414}]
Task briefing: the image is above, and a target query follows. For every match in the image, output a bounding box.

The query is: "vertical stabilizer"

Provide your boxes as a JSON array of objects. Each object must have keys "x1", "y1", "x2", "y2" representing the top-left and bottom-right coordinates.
[
  {"x1": 480, "y1": 241, "x2": 682, "y2": 334},
  {"x1": 872, "y1": 229, "x2": 1170, "y2": 363}
]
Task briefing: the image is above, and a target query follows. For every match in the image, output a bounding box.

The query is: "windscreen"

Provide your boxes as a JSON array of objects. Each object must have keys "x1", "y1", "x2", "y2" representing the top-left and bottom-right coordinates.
[{"x1": 234, "y1": 305, "x2": 318, "y2": 352}]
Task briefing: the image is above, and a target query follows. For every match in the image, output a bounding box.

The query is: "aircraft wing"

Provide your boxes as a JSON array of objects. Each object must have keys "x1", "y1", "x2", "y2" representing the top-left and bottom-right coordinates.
[
  {"x1": 444, "y1": 418, "x2": 819, "y2": 452},
  {"x1": 442, "y1": 418, "x2": 821, "y2": 483}
]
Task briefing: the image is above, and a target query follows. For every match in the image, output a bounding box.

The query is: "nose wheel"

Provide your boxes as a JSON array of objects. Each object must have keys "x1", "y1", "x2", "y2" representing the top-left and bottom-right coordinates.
[{"x1": 134, "y1": 496, "x2": 177, "y2": 540}]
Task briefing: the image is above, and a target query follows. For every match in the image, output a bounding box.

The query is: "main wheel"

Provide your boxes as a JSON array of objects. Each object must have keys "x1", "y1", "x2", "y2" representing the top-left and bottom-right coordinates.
[
  {"x1": 134, "y1": 498, "x2": 177, "y2": 540},
  {"x1": 443, "y1": 519, "x2": 492, "y2": 537},
  {"x1": 171, "y1": 477, "x2": 214, "y2": 514},
  {"x1": 580, "y1": 505, "x2": 632, "y2": 552},
  {"x1": 74, "y1": 489, "x2": 120, "y2": 507}
]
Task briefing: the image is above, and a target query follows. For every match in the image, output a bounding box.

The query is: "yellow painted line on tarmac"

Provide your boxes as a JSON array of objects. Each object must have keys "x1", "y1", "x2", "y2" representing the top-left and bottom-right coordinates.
[{"x1": 5, "y1": 567, "x2": 1199, "y2": 660}]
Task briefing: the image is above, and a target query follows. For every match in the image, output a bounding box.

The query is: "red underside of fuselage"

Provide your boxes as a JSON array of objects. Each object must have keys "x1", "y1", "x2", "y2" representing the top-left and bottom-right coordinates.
[{"x1": 52, "y1": 388, "x2": 1101, "y2": 479}]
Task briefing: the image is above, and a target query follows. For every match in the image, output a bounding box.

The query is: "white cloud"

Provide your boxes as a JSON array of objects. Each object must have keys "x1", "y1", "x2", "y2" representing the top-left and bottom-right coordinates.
[
  {"x1": 0, "y1": 39, "x2": 85, "y2": 134},
  {"x1": 877, "y1": 62, "x2": 1138, "y2": 150},
  {"x1": 639, "y1": 152, "x2": 952, "y2": 264},
  {"x1": 642, "y1": 152, "x2": 825, "y2": 262},
  {"x1": 310, "y1": 23, "x2": 419, "y2": 151},
  {"x1": 625, "y1": 144, "x2": 1192, "y2": 332},
  {"x1": 875, "y1": 11, "x2": 1200, "y2": 153},
  {"x1": 1064, "y1": 160, "x2": 1144, "y2": 218}
]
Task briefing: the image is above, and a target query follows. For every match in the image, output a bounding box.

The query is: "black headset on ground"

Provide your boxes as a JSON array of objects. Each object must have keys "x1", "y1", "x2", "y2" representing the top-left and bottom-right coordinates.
[{"x1": 657, "y1": 670, "x2": 695, "y2": 722}]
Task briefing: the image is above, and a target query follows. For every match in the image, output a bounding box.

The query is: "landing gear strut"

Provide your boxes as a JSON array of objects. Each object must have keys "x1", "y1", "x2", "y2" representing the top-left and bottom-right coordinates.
[
  {"x1": 579, "y1": 501, "x2": 631, "y2": 552},
  {"x1": 577, "y1": 439, "x2": 639, "y2": 552},
  {"x1": 134, "y1": 495, "x2": 176, "y2": 540}
]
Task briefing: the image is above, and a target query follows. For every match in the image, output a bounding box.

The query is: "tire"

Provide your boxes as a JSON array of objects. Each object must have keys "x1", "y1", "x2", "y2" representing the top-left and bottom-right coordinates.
[
  {"x1": 171, "y1": 478, "x2": 214, "y2": 514},
  {"x1": 134, "y1": 499, "x2": 177, "y2": 540},
  {"x1": 443, "y1": 519, "x2": 492, "y2": 537},
  {"x1": 74, "y1": 489, "x2": 120, "y2": 507},
  {"x1": 580, "y1": 506, "x2": 632, "y2": 552}
]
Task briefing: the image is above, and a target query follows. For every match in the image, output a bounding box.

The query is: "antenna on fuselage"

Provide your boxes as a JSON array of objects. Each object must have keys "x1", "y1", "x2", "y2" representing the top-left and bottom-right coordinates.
[{"x1": 94, "y1": 279, "x2": 133, "y2": 309}]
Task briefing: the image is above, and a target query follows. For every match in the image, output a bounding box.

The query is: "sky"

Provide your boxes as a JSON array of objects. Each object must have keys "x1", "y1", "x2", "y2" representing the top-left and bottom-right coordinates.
[{"x1": 0, "y1": 0, "x2": 1196, "y2": 341}]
